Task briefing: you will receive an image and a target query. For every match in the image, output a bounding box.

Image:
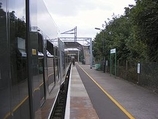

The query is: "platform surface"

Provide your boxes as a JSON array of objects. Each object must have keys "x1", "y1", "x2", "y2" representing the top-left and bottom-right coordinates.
[
  {"x1": 70, "y1": 65, "x2": 99, "y2": 119},
  {"x1": 68, "y1": 63, "x2": 158, "y2": 119}
]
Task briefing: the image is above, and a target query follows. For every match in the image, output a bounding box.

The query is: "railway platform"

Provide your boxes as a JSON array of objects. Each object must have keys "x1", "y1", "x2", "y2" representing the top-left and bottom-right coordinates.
[
  {"x1": 68, "y1": 64, "x2": 99, "y2": 119},
  {"x1": 65, "y1": 63, "x2": 158, "y2": 119}
]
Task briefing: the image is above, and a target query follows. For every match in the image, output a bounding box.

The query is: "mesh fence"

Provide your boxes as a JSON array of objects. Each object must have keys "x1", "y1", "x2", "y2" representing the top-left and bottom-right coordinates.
[
  {"x1": 98, "y1": 60, "x2": 158, "y2": 91},
  {"x1": 139, "y1": 62, "x2": 158, "y2": 91},
  {"x1": 116, "y1": 60, "x2": 137, "y2": 83}
]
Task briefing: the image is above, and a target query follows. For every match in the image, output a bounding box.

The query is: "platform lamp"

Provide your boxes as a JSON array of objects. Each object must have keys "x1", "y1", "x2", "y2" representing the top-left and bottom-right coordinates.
[{"x1": 95, "y1": 27, "x2": 106, "y2": 73}]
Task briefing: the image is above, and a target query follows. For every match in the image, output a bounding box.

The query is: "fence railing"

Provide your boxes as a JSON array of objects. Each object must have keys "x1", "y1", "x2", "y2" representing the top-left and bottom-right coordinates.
[{"x1": 96, "y1": 60, "x2": 158, "y2": 92}]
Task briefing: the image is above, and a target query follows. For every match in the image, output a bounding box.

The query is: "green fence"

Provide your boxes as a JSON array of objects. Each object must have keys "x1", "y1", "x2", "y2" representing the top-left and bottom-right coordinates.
[{"x1": 98, "y1": 60, "x2": 158, "y2": 92}]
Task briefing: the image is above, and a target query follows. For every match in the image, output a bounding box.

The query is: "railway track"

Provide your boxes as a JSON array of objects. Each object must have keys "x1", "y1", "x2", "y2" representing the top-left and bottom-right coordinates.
[{"x1": 51, "y1": 66, "x2": 71, "y2": 119}]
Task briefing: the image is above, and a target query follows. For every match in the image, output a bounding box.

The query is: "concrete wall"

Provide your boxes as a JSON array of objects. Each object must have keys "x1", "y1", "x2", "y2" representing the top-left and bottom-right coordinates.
[{"x1": 83, "y1": 46, "x2": 90, "y2": 65}]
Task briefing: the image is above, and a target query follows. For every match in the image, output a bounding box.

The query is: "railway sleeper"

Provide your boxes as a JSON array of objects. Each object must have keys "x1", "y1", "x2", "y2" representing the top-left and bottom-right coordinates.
[{"x1": 51, "y1": 66, "x2": 71, "y2": 119}]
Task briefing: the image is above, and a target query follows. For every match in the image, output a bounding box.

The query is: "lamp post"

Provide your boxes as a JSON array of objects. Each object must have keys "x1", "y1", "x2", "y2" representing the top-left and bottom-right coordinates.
[{"x1": 95, "y1": 27, "x2": 106, "y2": 73}]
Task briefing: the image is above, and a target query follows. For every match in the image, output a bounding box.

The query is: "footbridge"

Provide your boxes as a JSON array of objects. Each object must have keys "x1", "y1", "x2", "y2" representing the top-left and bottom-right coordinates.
[{"x1": 60, "y1": 36, "x2": 93, "y2": 69}]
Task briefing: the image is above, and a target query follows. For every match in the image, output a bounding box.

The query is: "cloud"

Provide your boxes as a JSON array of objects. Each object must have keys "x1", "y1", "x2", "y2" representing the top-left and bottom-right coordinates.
[
  {"x1": 43, "y1": 0, "x2": 80, "y2": 16},
  {"x1": 44, "y1": 0, "x2": 113, "y2": 17},
  {"x1": 49, "y1": 8, "x2": 115, "y2": 38},
  {"x1": 43, "y1": 0, "x2": 136, "y2": 38}
]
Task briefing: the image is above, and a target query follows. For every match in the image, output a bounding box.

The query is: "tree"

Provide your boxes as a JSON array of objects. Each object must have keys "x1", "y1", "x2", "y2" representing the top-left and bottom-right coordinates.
[
  {"x1": 131, "y1": 0, "x2": 158, "y2": 61},
  {"x1": 93, "y1": 6, "x2": 148, "y2": 63},
  {"x1": 93, "y1": 32, "x2": 104, "y2": 61}
]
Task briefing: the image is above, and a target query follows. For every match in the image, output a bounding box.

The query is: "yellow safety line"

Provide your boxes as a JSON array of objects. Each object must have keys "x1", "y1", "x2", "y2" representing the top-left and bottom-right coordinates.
[
  {"x1": 4, "y1": 65, "x2": 65, "y2": 118},
  {"x1": 78, "y1": 65, "x2": 135, "y2": 119},
  {"x1": 4, "y1": 96, "x2": 29, "y2": 119},
  {"x1": 39, "y1": 82, "x2": 44, "y2": 87},
  {"x1": 13, "y1": 96, "x2": 29, "y2": 112},
  {"x1": 4, "y1": 80, "x2": 44, "y2": 118},
  {"x1": 48, "y1": 73, "x2": 54, "y2": 77}
]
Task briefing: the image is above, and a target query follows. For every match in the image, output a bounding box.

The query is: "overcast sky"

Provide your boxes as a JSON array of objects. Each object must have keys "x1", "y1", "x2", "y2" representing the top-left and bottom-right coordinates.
[{"x1": 43, "y1": 0, "x2": 136, "y2": 39}]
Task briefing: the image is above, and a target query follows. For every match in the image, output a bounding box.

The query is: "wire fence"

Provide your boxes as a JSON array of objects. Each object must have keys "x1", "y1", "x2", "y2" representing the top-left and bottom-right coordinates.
[
  {"x1": 96, "y1": 60, "x2": 158, "y2": 92},
  {"x1": 139, "y1": 62, "x2": 158, "y2": 91}
]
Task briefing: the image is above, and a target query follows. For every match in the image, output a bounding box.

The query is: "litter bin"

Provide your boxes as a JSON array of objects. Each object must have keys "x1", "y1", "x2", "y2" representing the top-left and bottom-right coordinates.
[{"x1": 95, "y1": 64, "x2": 101, "y2": 71}]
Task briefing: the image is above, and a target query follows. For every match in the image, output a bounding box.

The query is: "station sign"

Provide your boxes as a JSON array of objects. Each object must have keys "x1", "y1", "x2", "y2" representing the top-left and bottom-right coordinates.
[{"x1": 110, "y1": 48, "x2": 116, "y2": 54}]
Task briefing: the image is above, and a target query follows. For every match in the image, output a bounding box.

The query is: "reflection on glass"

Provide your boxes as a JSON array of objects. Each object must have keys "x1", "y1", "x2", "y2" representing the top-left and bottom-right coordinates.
[
  {"x1": 0, "y1": 0, "x2": 60, "y2": 118},
  {"x1": 46, "y1": 40, "x2": 56, "y2": 92},
  {"x1": 0, "y1": 0, "x2": 30, "y2": 118},
  {"x1": 54, "y1": 47, "x2": 59, "y2": 82},
  {"x1": 29, "y1": 0, "x2": 60, "y2": 117},
  {"x1": 29, "y1": 32, "x2": 45, "y2": 118},
  {"x1": 0, "y1": 1, "x2": 10, "y2": 118},
  {"x1": 30, "y1": 0, "x2": 58, "y2": 39},
  {"x1": 47, "y1": 56, "x2": 55, "y2": 92},
  {"x1": 38, "y1": 58, "x2": 45, "y2": 104},
  {"x1": 9, "y1": 0, "x2": 30, "y2": 118}
]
